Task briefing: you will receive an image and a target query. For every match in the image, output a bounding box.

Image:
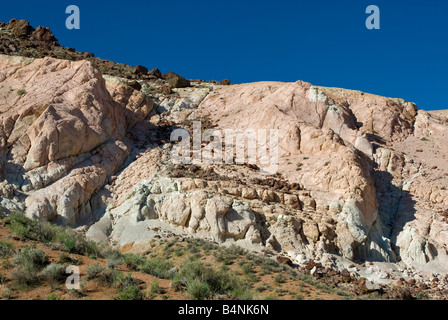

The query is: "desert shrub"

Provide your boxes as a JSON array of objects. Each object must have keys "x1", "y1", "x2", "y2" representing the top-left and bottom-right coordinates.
[
  {"x1": 170, "y1": 274, "x2": 183, "y2": 291},
  {"x1": 187, "y1": 279, "x2": 212, "y2": 300},
  {"x1": 149, "y1": 280, "x2": 161, "y2": 299},
  {"x1": 117, "y1": 284, "x2": 146, "y2": 300},
  {"x1": 123, "y1": 253, "x2": 146, "y2": 271},
  {"x1": 179, "y1": 260, "x2": 250, "y2": 298},
  {"x1": 41, "y1": 263, "x2": 66, "y2": 284},
  {"x1": 12, "y1": 246, "x2": 48, "y2": 287},
  {"x1": 139, "y1": 258, "x2": 174, "y2": 279},
  {"x1": 4, "y1": 212, "x2": 102, "y2": 258},
  {"x1": 0, "y1": 241, "x2": 13, "y2": 258},
  {"x1": 273, "y1": 274, "x2": 286, "y2": 284},
  {"x1": 230, "y1": 288, "x2": 254, "y2": 300},
  {"x1": 11, "y1": 266, "x2": 39, "y2": 287},
  {"x1": 97, "y1": 268, "x2": 122, "y2": 288},
  {"x1": 47, "y1": 293, "x2": 61, "y2": 300},
  {"x1": 106, "y1": 256, "x2": 124, "y2": 270},
  {"x1": 86, "y1": 262, "x2": 105, "y2": 280},
  {"x1": 53, "y1": 229, "x2": 101, "y2": 257},
  {"x1": 188, "y1": 245, "x2": 200, "y2": 254},
  {"x1": 116, "y1": 274, "x2": 146, "y2": 300},
  {"x1": 241, "y1": 263, "x2": 253, "y2": 275},
  {"x1": 14, "y1": 246, "x2": 48, "y2": 271},
  {"x1": 416, "y1": 291, "x2": 431, "y2": 300}
]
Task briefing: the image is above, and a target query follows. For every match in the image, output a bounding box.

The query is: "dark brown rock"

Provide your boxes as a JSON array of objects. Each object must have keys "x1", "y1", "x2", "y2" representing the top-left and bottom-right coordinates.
[
  {"x1": 341, "y1": 268, "x2": 351, "y2": 282},
  {"x1": 32, "y1": 26, "x2": 59, "y2": 45},
  {"x1": 134, "y1": 65, "x2": 149, "y2": 76},
  {"x1": 149, "y1": 68, "x2": 163, "y2": 79},
  {"x1": 127, "y1": 80, "x2": 142, "y2": 91},
  {"x1": 7, "y1": 19, "x2": 35, "y2": 38},
  {"x1": 276, "y1": 256, "x2": 293, "y2": 266},
  {"x1": 163, "y1": 72, "x2": 191, "y2": 88}
]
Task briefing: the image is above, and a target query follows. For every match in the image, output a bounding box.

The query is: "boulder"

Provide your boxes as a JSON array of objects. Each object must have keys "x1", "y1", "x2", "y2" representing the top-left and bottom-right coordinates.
[
  {"x1": 149, "y1": 68, "x2": 163, "y2": 79},
  {"x1": 133, "y1": 65, "x2": 148, "y2": 76},
  {"x1": 163, "y1": 72, "x2": 190, "y2": 88},
  {"x1": 31, "y1": 26, "x2": 59, "y2": 45},
  {"x1": 7, "y1": 19, "x2": 34, "y2": 38}
]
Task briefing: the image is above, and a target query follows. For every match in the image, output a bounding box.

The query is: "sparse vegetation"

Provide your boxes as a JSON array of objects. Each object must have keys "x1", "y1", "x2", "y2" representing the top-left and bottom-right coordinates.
[
  {"x1": 0, "y1": 210, "x2": 417, "y2": 300},
  {"x1": 4, "y1": 212, "x2": 103, "y2": 258},
  {"x1": 416, "y1": 291, "x2": 431, "y2": 300}
]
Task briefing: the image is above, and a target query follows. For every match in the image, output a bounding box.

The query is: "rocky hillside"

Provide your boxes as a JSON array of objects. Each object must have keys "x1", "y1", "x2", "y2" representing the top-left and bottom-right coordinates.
[{"x1": 1, "y1": 19, "x2": 448, "y2": 299}]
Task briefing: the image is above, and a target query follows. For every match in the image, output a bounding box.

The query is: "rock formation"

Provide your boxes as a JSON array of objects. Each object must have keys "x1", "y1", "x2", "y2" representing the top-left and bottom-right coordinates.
[{"x1": 1, "y1": 21, "x2": 448, "y2": 288}]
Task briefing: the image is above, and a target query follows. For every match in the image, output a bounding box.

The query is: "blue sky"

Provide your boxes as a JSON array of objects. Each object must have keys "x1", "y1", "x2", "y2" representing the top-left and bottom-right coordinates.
[{"x1": 0, "y1": 0, "x2": 447, "y2": 110}]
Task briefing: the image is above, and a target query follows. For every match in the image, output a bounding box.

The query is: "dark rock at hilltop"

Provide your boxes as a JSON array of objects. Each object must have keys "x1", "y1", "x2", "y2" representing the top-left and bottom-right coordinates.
[
  {"x1": 163, "y1": 72, "x2": 190, "y2": 88},
  {"x1": 7, "y1": 19, "x2": 35, "y2": 38},
  {"x1": 149, "y1": 68, "x2": 163, "y2": 79},
  {"x1": 32, "y1": 26, "x2": 59, "y2": 45},
  {"x1": 133, "y1": 65, "x2": 149, "y2": 76}
]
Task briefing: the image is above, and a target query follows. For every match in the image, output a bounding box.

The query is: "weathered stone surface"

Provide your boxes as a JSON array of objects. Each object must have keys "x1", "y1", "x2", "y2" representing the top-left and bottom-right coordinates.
[
  {"x1": 2, "y1": 48, "x2": 448, "y2": 284},
  {"x1": 0, "y1": 54, "x2": 132, "y2": 225}
]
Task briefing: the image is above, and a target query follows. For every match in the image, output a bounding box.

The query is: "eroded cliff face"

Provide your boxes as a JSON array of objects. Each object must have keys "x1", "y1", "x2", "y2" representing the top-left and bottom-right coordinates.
[
  {"x1": 1, "y1": 53, "x2": 448, "y2": 279},
  {"x1": 0, "y1": 54, "x2": 147, "y2": 225}
]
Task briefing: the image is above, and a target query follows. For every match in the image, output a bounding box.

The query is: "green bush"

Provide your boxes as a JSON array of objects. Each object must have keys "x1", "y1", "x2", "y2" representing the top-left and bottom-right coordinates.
[
  {"x1": 416, "y1": 291, "x2": 431, "y2": 300},
  {"x1": 149, "y1": 280, "x2": 161, "y2": 299},
  {"x1": 230, "y1": 288, "x2": 254, "y2": 300},
  {"x1": 179, "y1": 260, "x2": 250, "y2": 298},
  {"x1": 106, "y1": 257, "x2": 124, "y2": 270},
  {"x1": 97, "y1": 268, "x2": 121, "y2": 288},
  {"x1": 86, "y1": 262, "x2": 105, "y2": 280},
  {"x1": 117, "y1": 284, "x2": 146, "y2": 300},
  {"x1": 170, "y1": 274, "x2": 183, "y2": 291},
  {"x1": 123, "y1": 253, "x2": 146, "y2": 271},
  {"x1": 139, "y1": 258, "x2": 174, "y2": 279},
  {"x1": 0, "y1": 241, "x2": 13, "y2": 258},
  {"x1": 116, "y1": 274, "x2": 146, "y2": 300},
  {"x1": 14, "y1": 246, "x2": 48, "y2": 271},
  {"x1": 47, "y1": 293, "x2": 61, "y2": 300},
  {"x1": 273, "y1": 274, "x2": 286, "y2": 284},
  {"x1": 4, "y1": 212, "x2": 102, "y2": 258},
  {"x1": 41, "y1": 263, "x2": 66, "y2": 284},
  {"x1": 11, "y1": 266, "x2": 39, "y2": 287},
  {"x1": 187, "y1": 280, "x2": 212, "y2": 300},
  {"x1": 241, "y1": 263, "x2": 253, "y2": 275}
]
